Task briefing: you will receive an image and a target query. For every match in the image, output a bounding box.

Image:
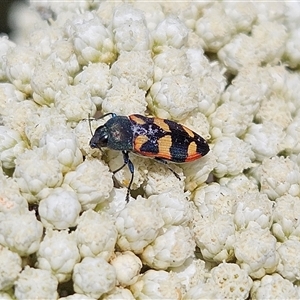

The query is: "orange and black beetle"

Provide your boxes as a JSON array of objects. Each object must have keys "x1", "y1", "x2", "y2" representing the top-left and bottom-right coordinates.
[{"x1": 90, "y1": 113, "x2": 210, "y2": 202}]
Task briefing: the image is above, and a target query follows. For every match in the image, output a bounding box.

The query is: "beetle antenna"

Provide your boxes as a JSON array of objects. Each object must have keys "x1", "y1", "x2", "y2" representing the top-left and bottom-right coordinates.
[{"x1": 88, "y1": 113, "x2": 94, "y2": 136}]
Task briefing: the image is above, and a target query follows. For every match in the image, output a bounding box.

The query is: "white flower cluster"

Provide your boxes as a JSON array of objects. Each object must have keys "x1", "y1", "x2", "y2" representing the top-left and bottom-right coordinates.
[{"x1": 0, "y1": 1, "x2": 300, "y2": 299}]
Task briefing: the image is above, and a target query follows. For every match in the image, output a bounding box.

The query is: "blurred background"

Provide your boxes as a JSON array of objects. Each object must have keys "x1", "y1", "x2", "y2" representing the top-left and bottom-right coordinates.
[{"x1": 0, "y1": 0, "x2": 24, "y2": 36}]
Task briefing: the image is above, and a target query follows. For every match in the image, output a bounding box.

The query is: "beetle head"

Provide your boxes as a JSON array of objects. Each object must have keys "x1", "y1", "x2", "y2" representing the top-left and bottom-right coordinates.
[{"x1": 89, "y1": 125, "x2": 108, "y2": 149}]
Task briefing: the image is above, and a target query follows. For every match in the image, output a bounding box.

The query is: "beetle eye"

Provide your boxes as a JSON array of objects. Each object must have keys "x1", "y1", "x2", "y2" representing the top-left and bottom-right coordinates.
[{"x1": 98, "y1": 135, "x2": 108, "y2": 147}]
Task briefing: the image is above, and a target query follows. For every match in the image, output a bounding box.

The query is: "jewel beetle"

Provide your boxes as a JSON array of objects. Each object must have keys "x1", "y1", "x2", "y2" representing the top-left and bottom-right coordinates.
[{"x1": 89, "y1": 113, "x2": 210, "y2": 202}]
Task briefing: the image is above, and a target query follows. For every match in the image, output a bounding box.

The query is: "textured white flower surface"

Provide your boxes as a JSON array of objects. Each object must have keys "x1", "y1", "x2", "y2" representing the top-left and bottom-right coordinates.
[{"x1": 1, "y1": 1, "x2": 300, "y2": 299}]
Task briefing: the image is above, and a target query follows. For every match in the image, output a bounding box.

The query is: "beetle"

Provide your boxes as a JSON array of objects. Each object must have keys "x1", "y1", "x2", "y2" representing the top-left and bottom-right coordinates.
[{"x1": 89, "y1": 113, "x2": 210, "y2": 202}]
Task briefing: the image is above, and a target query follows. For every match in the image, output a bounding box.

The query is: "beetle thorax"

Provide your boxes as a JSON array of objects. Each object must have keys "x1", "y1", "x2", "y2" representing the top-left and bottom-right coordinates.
[{"x1": 106, "y1": 117, "x2": 133, "y2": 151}]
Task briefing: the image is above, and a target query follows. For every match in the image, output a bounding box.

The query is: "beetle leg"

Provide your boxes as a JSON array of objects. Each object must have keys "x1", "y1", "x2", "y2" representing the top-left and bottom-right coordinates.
[
  {"x1": 154, "y1": 158, "x2": 181, "y2": 180},
  {"x1": 112, "y1": 162, "x2": 127, "y2": 174},
  {"x1": 112, "y1": 151, "x2": 134, "y2": 202},
  {"x1": 125, "y1": 159, "x2": 134, "y2": 202}
]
